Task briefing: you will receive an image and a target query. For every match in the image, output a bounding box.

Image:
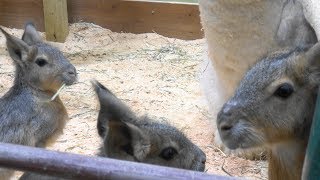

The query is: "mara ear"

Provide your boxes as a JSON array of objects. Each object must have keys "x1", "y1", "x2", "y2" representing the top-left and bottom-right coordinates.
[
  {"x1": 305, "y1": 42, "x2": 320, "y2": 66},
  {"x1": 0, "y1": 27, "x2": 35, "y2": 64},
  {"x1": 91, "y1": 80, "x2": 151, "y2": 161},
  {"x1": 105, "y1": 119, "x2": 151, "y2": 161},
  {"x1": 91, "y1": 80, "x2": 137, "y2": 137},
  {"x1": 306, "y1": 42, "x2": 320, "y2": 65},
  {"x1": 304, "y1": 42, "x2": 320, "y2": 84},
  {"x1": 22, "y1": 23, "x2": 43, "y2": 45},
  {"x1": 276, "y1": 0, "x2": 317, "y2": 47}
]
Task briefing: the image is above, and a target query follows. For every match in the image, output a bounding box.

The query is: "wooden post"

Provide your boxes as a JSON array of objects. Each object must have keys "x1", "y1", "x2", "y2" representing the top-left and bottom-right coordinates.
[
  {"x1": 42, "y1": 0, "x2": 69, "y2": 42},
  {"x1": 0, "y1": 143, "x2": 232, "y2": 180}
]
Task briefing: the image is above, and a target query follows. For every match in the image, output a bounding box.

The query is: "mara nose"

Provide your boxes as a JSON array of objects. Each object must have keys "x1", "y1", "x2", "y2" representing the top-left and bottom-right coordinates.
[
  {"x1": 219, "y1": 121, "x2": 234, "y2": 133},
  {"x1": 201, "y1": 158, "x2": 206, "y2": 164},
  {"x1": 199, "y1": 151, "x2": 206, "y2": 164},
  {"x1": 217, "y1": 103, "x2": 238, "y2": 133},
  {"x1": 67, "y1": 66, "x2": 77, "y2": 77}
]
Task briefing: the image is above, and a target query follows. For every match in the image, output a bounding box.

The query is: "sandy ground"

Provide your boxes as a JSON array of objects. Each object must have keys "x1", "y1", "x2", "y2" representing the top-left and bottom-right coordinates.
[{"x1": 0, "y1": 23, "x2": 267, "y2": 179}]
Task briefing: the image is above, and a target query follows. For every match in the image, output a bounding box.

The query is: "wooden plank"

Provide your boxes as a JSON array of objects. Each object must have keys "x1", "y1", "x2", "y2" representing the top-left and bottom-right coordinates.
[
  {"x1": 0, "y1": 143, "x2": 232, "y2": 180},
  {"x1": 67, "y1": 0, "x2": 203, "y2": 40},
  {"x1": 0, "y1": 0, "x2": 202, "y2": 40},
  {"x1": 43, "y1": 0, "x2": 69, "y2": 42},
  {"x1": 0, "y1": 0, "x2": 44, "y2": 31},
  {"x1": 302, "y1": 89, "x2": 320, "y2": 179}
]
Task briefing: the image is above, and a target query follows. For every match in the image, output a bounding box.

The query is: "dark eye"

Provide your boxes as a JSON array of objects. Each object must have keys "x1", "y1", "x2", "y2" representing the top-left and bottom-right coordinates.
[
  {"x1": 121, "y1": 144, "x2": 134, "y2": 156},
  {"x1": 35, "y1": 58, "x2": 48, "y2": 67},
  {"x1": 274, "y1": 83, "x2": 294, "y2": 99},
  {"x1": 160, "y1": 147, "x2": 177, "y2": 161}
]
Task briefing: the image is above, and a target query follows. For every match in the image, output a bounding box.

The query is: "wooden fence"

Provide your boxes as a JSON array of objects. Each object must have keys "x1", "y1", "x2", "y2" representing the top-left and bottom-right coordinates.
[{"x1": 0, "y1": 0, "x2": 203, "y2": 42}]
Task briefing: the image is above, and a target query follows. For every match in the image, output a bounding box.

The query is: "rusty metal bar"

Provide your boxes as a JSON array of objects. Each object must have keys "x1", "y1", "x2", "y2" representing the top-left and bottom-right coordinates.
[{"x1": 0, "y1": 143, "x2": 234, "y2": 179}]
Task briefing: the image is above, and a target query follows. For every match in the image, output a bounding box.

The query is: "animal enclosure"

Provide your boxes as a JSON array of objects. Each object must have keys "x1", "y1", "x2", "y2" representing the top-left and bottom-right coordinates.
[
  {"x1": 0, "y1": 0, "x2": 270, "y2": 179},
  {"x1": 0, "y1": 22, "x2": 267, "y2": 180}
]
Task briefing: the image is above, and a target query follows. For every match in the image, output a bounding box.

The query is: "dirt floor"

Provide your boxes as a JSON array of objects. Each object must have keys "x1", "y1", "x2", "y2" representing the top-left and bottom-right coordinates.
[{"x1": 0, "y1": 23, "x2": 267, "y2": 179}]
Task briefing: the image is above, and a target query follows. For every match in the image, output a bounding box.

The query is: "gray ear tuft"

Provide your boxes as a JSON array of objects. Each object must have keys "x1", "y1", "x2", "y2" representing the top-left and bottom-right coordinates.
[
  {"x1": 276, "y1": 0, "x2": 317, "y2": 47},
  {"x1": 22, "y1": 23, "x2": 43, "y2": 45},
  {"x1": 0, "y1": 27, "x2": 31, "y2": 63},
  {"x1": 91, "y1": 80, "x2": 116, "y2": 98},
  {"x1": 91, "y1": 80, "x2": 151, "y2": 160},
  {"x1": 104, "y1": 119, "x2": 150, "y2": 161},
  {"x1": 91, "y1": 80, "x2": 136, "y2": 137},
  {"x1": 303, "y1": 42, "x2": 320, "y2": 84},
  {"x1": 305, "y1": 42, "x2": 320, "y2": 66}
]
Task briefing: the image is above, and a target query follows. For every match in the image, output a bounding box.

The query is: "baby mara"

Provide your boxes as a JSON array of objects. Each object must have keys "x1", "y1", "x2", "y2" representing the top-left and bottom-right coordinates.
[
  {"x1": 0, "y1": 23, "x2": 77, "y2": 179},
  {"x1": 20, "y1": 81, "x2": 206, "y2": 179}
]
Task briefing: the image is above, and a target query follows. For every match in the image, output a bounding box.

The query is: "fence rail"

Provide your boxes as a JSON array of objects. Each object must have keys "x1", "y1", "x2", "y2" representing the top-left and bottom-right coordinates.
[{"x1": 0, "y1": 143, "x2": 234, "y2": 179}]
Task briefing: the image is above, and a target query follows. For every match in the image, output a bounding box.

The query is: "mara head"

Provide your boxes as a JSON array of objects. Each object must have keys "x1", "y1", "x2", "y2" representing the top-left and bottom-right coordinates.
[
  {"x1": 91, "y1": 80, "x2": 206, "y2": 171},
  {"x1": 217, "y1": 42, "x2": 320, "y2": 150},
  {"x1": 0, "y1": 23, "x2": 76, "y2": 93}
]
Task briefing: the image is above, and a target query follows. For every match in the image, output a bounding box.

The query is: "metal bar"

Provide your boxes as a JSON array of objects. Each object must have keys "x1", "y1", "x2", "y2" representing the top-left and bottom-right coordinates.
[
  {"x1": 302, "y1": 89, "x2": 320, "y2": 179},
  {"x1": 0, "y1": 143, "x2": 234, "y2": 180}
]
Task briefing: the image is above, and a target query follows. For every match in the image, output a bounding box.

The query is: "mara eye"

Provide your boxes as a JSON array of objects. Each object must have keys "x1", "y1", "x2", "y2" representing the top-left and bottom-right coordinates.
[
  {"x1": 274, "y1": 83, "x2": 294, "y2": 99},
  {"x1": 121, "y1": 144, "x2": 134, "y2": 156},
  {"x1": 160, "y1": 147, "x2": 178, "y2": 161},
  {"x1": 35, "y1": 58, "x2": 48, "y2": 67}
]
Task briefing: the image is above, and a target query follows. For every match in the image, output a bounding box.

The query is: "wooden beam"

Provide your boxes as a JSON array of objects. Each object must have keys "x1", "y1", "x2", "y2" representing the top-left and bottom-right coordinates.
[
  {"x1": 0, "y1": 0, "x2": 202, "y2": 40},
  {"x1": 67, "y1": 0, "x2": 203, "y2": 40},
  {"x1": 0, "y1": 143, "x2": 230, "y2": 180},
  {"x1": 42, "y1": 0, "x2": 69, "y2": 42},
  {"x1": 0, "y1": 0, "x2": 44, "y2": 31}
]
